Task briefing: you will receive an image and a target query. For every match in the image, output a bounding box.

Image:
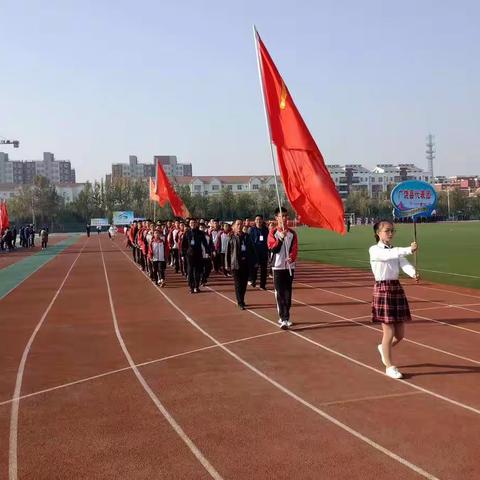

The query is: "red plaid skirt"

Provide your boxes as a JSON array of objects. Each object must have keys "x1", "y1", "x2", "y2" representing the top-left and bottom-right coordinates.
[{"x1": 372, "y1": 280, "x2": 411, "y2": 324}]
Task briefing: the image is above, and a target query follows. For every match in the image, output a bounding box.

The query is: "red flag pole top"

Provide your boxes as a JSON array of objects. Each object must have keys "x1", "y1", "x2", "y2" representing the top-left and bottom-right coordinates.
[
  {"x1": 154, "y1": 162, "x2": 190, "y2": 218},
  {"x1": 254, "y1": 28, "x2": 345, "y2": 234}
]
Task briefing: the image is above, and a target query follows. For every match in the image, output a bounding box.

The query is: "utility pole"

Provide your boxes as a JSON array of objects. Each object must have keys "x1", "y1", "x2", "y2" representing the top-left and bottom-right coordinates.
[
  {"x1": 426, "y1": 134, "x2": 435, "y2": 181},
  {"x1": 447, "y1": 187, "x2": 451, "y2": 220}
]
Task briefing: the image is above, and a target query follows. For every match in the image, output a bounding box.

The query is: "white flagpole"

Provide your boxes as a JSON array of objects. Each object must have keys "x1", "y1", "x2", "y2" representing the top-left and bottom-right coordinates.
[
  {"x1": 253, "y1": 25, "x2": 291, "y2": 275},
  {"x1": 253, "y1": 25, "x2": 284, "y2": 219}
]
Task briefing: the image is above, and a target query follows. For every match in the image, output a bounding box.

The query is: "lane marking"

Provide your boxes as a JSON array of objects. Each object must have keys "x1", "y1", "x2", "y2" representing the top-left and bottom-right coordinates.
[
  {"x1": 100, "y1": 238, "x2": 223, "y2": 480},
  {"x1": 320, "y1": 256, "x2": 480, "y2": 279},
  {"x1": 208, "y1": 287, "x2": 480, "y2": 417},
  {"x1": 319, "y1": 391, "x2": 424, "y2": 407},
  {"x1": 0, "y1": 330, "x2": 282, "y2": 407},
  {"x1": 8, "y1": 238, "x2": 88, "y2": 480},
  {"x1": 115, "y1": 245, "x2": 439, "y2": 480},
  {"x1": 298, "y1": 280, "x2": 480, "y2": 335}
]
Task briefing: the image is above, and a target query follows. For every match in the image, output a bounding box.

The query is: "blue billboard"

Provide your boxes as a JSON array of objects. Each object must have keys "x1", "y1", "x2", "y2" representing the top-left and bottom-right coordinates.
[
  {"x1": 112, "y1": 211, "x2": 134, "y2": 225},
  {"x1": 391, "y1": 180, "x2": 438, "y2": 219}
]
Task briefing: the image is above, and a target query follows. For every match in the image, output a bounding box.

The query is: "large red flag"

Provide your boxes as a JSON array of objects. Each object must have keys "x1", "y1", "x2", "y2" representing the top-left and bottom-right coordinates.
[
  {"x1": 154, "y1": 162, "x2": 190, "y2": 218},
  {"x1": 256, "y1": 31, "x2": 345, "y2": 234}
]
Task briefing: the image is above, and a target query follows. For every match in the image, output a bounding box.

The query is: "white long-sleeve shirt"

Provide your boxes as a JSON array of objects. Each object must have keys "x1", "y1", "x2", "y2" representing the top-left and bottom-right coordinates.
[{"x1": 369, "y1": 242, "x2": 416, "y2": 281}]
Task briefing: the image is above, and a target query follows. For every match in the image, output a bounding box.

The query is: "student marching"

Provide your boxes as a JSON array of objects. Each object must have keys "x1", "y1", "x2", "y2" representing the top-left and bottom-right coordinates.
[{"x1": 369, "y1": 220, "x2": 419, "y2": 379}]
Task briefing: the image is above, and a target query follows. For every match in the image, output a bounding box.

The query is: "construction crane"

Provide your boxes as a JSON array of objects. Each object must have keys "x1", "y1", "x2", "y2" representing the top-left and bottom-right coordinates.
[{"x1": 0, "y1": 139, "x2": 20, "y2": 148}]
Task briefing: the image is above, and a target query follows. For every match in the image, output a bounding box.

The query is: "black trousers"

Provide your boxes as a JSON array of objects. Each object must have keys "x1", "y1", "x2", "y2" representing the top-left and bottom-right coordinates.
[
  {"x1": 139, "y1": 252, "x2": 146, "y2": 271},
  {"x1": 202, "y1": 257, "x2": 212, "y2": 284},
  {"x1": 152, "y1": 261, "x2": 166, "y2": 283},
  {"x1": 233, "y1": 264, "x2": 249, "y2": 306},
  {"x1": 132, "y1": 246, "x2": 137, "y2": 263},
  {"x1": 41, "y1": 239, "x2": 48, "y2": 248},
  {"x1": 213, "y1": 252, "x2": 222, "y2": 272},
  {"x1": 273, "y1": 269, "x2": 295, "y2": 321},
  {"x1": 249, "y1": 257, "x2": 268, "y2": 288},
  {"x1": 171, "y1": 248, "x2": 180, "y2": 273},
  {"x1": 187, "y1": 256, "x2": 202, "y2": 291}
]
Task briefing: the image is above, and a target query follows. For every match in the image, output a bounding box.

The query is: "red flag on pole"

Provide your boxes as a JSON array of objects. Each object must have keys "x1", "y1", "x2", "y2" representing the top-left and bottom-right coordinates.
[
  {"x1": 0, "y1": 200, "x2": 9, "y2": 232},
  {"x1": 154, "y1": 162, "x2": 190, "y2": 218},
  {"x1": 255, "y1": 31, "x2": 345, "y2": 234}
]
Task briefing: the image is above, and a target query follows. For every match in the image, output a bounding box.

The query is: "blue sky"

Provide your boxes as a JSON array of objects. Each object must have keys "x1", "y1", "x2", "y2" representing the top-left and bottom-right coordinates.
[{"x1": 1, "y1": 0, "x2": 478, "y2": 182}]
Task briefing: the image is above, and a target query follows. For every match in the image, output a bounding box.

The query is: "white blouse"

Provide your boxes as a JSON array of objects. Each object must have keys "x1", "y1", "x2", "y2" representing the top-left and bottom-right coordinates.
[{"x1": 369, "y1": 241, "x2": 416, "y2": 281}]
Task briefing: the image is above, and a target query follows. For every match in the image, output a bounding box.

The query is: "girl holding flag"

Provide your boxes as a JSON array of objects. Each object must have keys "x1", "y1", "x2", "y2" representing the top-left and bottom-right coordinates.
[
  {"x1": 370, "y1": 220, "x2": 419, "y2": 379},
  {"x1": 268, "y1": 207, "x2": 298, "y2": 330}
]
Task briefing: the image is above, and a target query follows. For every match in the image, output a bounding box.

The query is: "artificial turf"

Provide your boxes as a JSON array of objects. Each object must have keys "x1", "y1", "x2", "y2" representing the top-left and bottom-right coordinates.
[{"x1": 296, "y1": 222, "x2": 480, "y2": 290}]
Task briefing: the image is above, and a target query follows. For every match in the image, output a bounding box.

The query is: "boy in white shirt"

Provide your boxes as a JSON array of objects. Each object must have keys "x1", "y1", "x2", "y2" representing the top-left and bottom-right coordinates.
[{"x1": 369, "y1": 220, "x2": 419, "y2": 379}]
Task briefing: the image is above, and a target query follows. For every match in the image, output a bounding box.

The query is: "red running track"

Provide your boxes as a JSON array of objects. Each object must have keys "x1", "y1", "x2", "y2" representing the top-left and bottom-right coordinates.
[{"x1": 0, "y1": 234, "x2": 479, "y2": 479}]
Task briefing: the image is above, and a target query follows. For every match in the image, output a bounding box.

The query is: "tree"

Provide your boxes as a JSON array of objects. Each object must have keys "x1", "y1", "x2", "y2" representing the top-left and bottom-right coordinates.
[
  {"x1": 31, "y1": 176, "x2": 62, "y2": 227},
  {"x1": 256, "y1": 186, "x2": 277, "y2": 219},
  {"x1": 71, "y1": 181, "x2": 96, "y2": 222}
]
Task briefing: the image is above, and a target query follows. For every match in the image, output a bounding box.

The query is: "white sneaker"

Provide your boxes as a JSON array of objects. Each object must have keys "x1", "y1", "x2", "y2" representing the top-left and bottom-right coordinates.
[
  {"x1": 248, "y1": 281, "x2": 253, "y2": 286},
  {"x1": 280, "y1": 320, "x2": 289, "y2": 330},
  {"x1": 287, "y1": 320, "x2": 293, "y2": 327},
  {"x1": 157, "y1": 280, "x2": 162, "y2": 285},
  {"x1": 385, "y1": 366, "x2": 403, "y2": 379},
  {"x1": 377, "y1": 344, "x2": 387, "y2": 366},
  {"x1": 277, "y1": 319, "x2": 283, "y2": 325}
]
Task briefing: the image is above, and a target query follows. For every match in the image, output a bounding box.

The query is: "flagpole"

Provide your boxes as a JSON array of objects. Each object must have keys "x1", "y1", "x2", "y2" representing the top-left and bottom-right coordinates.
[
  {"x1": 253, "y1": 25, "x2": 283, "y2": 220},
  {"x1": 413, "y1": 217, "x2": 418, "y2": 283},
  {"x1": 253, "y1": 25, "x2": 292, "y2": 276}
]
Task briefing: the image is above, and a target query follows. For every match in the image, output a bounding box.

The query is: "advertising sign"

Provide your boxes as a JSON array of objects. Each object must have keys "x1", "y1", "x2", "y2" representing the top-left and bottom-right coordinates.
[
  {"x1": 112, "y1": 211, "x2": 134, "y2": 225},
  {"x1": 391, "y1": 180, "x2": 438, "y2": 219},
  {"x1": 90, "y1": 218, "x2": 109, "y2": 227}
]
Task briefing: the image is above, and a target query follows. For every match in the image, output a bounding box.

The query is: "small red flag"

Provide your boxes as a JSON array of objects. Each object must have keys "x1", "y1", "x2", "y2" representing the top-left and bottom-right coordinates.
[
  {"x1": 155, "y1": 162, "x2": 190, "y2": 218},
  {"x1": 256, "y1": 31, "x2": 345, "y2": 234},
  {"x1": 0, "y1": 200, "x2": 9, "y2": 231}
]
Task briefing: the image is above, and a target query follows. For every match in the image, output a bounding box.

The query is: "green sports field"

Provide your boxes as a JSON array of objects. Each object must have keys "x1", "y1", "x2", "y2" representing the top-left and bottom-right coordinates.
[{"x1": 297, "y1": 221, "x2": 480, "y2": 290}]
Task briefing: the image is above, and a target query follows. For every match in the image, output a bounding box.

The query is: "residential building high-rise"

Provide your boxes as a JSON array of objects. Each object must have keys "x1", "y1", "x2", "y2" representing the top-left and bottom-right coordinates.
[
  {"x1": 0, "y1": 152, "x2": 76, "y2": 184},
  {"x1": 110, "y1": 155, "x2": 192, "y2": 181}
]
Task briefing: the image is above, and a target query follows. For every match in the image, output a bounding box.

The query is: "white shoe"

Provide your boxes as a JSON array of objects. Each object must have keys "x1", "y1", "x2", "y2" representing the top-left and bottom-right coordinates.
[
  {"x1": 377, "y1": 344, "x2": 387, "y2": 366},
  {"x1": 280, "y1": 320, "x2": 289, "y2": 330},
  {"x1": 287, "y1": 320, "x2": 293, "y2": 327},
  {"x1": 277, "y1": 319, "x2": 283, "y2": 325},
  {"x1": 157, "y1": 280, "x2": 162, "y2": 285},
  {"x1": 248, "y1": 281, "x2": 253, "y2": 286},
  {"x1": 385, "y1": 366, "x2": 403, "y2": 379}
]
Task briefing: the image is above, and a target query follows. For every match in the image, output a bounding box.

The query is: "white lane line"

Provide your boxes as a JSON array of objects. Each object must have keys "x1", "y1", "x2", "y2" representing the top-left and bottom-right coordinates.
[
  {"x1": 285, "y1": 292, "x2": 480, "y2": 365},
  {"x1": 298, "y1": 280, "x2": 480, "y2": 335},
  {"x1": 116, "y1": 246, "x2": 440, "y2": 479},
  {"x1": 318, "y1": 257, "x2": 480, "y2": 279},
  {"x1": 8, "y1": 238, "x2": 88, "y2": 480},
  {"x1": 307, "y1": 259, "x2": 480, "y2": 300},
  {"x1": 413, "y1": 284, "x2": 480, "y2": 300},
  {"x1": 100, "y1": 239, "x2": 223, "y2": 480},
  {"x1": 209, "y1": 287, "x2": 480, "y2": 417},
  {"x1": 0, "y1": 330, "x2": 282, "y2": 408},
  {"x1": 133, "y1": 282, "x2": 440, "y2": 475},
  {"x1": 319, "y1": 391, "x2": 424, "y2": 407}
]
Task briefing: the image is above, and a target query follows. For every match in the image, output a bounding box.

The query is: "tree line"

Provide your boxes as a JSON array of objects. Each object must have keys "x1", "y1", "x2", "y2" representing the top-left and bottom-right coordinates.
[{"x1": 8, "y1": 176, "x2": 480, "y2": 231}]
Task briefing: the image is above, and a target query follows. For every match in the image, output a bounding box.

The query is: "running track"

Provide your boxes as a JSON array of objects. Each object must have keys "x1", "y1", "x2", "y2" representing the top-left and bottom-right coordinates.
[
  {"x1": 0, "y1": 236, "x2": 68, "y2": 270},
  {"x1": 1, "y1": 235, "x2": 479, "y2": 479}
]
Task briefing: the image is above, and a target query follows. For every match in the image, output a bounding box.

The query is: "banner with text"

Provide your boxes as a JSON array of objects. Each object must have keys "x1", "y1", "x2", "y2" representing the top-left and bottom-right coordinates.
[{"x1": 391, "y1": 180, "x2": 437, "y2": 219}]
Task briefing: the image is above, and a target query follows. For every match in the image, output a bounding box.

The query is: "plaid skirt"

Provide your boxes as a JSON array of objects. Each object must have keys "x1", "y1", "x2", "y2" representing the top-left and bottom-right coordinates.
[{"x1": 372, "y1": 280, "x2": 411, "y2": 324}]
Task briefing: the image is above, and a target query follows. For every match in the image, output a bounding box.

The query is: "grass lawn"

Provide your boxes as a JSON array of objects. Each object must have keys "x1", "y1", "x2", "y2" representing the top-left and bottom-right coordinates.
[{"x1": 296, "y1": 221, "x2": 480, "y2": 290}]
